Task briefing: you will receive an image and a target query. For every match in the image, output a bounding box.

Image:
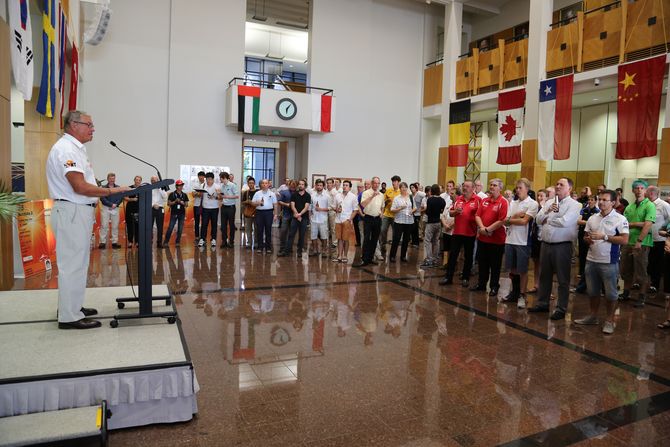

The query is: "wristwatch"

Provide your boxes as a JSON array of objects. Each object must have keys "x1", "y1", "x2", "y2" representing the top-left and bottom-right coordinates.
[{"x1": 603, "y1": 234, "x2": 608, "y2": 242}]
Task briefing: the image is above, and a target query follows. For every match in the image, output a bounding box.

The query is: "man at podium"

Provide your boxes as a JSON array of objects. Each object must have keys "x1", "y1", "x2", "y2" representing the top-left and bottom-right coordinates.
[{"x1": 46, "y1": 111, "x2": 130, "y2": 329}]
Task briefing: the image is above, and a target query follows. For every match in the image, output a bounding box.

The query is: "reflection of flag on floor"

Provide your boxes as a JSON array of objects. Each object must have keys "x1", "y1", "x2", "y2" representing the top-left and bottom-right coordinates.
[
  {"x1": 447, "y1": 100, "x2": 471, "y2": 167},
  {"x1": 8, "y1": 0, "x2": 34, "y2": 101},
  {"x1": 237, "y1": 86, "x2": 261, "y2": 134},
  {"x1": 37, "y1": 0, "x2": 57, "y2": 117},
  {"x1": 497, "y1": 88, "x2": 525, "y2": 165},
  {"x1": 539, "y1": 74, "x2": 573, "y2": 161},
  {"x1": 616, "y1": 55, "x2": 666, "y2": 160}
]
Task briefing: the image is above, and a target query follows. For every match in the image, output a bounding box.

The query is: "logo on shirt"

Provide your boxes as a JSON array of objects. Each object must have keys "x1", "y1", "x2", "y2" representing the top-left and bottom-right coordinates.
[{"x1": 63, "y1": 160, "x2": 76, "y2": 168}]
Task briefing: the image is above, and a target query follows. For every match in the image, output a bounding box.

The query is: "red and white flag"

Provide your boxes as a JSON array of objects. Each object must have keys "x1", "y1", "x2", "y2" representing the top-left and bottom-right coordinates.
[
  {"x1": 538, "y1": 74, "x2": 573, "y2": 160},
  {"x1": 311, "y1": 93, "x2": 334, "y2": 132},
  {"x1": 496, "y1": 88, "x2": 525, "y2": 165}
]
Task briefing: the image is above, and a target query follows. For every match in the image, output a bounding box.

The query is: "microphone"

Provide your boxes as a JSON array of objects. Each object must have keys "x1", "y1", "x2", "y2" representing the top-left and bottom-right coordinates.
[{"x1": 109, "y1": 141, "x2": 169, "y2": 190}]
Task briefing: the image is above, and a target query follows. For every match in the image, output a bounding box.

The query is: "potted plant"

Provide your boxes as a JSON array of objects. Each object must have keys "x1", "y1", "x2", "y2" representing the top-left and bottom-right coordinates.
[{"x1": 0, "y1": 180, "x2": 26, "y2": 290}]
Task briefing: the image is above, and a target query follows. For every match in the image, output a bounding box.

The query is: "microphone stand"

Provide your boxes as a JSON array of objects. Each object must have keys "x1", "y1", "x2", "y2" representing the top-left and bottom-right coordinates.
[{"x1": 109, "y1": 141, "x2": 169, "y2": 190}]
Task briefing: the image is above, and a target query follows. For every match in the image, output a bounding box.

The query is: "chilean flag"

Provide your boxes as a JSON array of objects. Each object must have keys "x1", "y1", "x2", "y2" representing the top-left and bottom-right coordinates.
[
  {"x1": 539, "y1": 74, "x2": 573, "y2": 160},
  {"x1": 496, "y1": 88, "x2": 525, "y2": 165}
]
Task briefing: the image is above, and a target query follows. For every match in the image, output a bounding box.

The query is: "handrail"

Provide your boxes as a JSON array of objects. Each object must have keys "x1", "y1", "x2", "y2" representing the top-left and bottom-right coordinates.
[
  {"x1": 426, "y1": 58, "x2": 443, "y2": 67},
  {"x1": 550, "y1": 15, "x2": 579, "y2": 29},
  {"x1": 584, "y1": 0, "x2": 621, "y2": 16},
  {"x1": 227, "y1": 77, "x2": 334, "y2": 95}
]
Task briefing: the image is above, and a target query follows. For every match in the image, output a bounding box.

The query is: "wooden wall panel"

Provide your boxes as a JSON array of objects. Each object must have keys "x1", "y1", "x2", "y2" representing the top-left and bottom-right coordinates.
[
  {"x1": 456, "y1": 56, "x2": 476, "y2": 94},
  {"x1": 477, "y1": 48, "x2": 501, "y2": 89},
  {"x1": 583, "y1": 7, "x2": 622, "y2": 63},
  {"x1": 625, "y1": 0, "x2": 670, "y2": 53},
  {"x1": 546, "y1": 21, "x2": 580, "y2": 72},
  {"x1": 423, "y1": 64, "x2": 443, "y2": 107},
  {"x1": 503, "y1": 39, "x2": 528, "y2": 83},
  {"x1": 585, "y1": 0, "x2": 609, "y2": 11}
]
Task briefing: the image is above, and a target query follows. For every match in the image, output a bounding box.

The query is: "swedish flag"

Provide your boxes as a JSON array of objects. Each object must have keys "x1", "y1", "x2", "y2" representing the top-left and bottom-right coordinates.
[{"x1": 37, "y1": 0, "x2": 56, "y2": 117}]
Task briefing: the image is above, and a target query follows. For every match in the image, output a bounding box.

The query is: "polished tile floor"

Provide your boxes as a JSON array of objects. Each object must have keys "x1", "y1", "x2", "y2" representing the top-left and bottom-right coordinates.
[{"x1": 16, "y1": 232, "x2": 670, "y2": 446}]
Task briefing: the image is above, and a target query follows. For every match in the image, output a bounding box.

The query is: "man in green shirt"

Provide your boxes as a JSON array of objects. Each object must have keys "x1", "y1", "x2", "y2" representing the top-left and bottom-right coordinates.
[{"x1": 620, "y1": 179, "x2": 655, "y2": 307}]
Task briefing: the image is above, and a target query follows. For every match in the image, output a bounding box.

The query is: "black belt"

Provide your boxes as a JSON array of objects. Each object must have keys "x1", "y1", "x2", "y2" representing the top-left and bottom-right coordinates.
[
  {"x1": 257, "y1": 209, "x2": 273, "y2": 212},
  {"x1": 55, "y1": 199, "x2": 96, "y2": 208},
  {"x1": 222, "y1": 204, "x2": 236, "y2": 207}
]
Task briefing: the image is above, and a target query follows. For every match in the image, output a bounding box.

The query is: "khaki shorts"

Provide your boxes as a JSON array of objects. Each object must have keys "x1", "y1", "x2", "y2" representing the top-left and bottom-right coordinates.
[{"x1": 335, "y1": 221, "x2": 356, "y2": 243}]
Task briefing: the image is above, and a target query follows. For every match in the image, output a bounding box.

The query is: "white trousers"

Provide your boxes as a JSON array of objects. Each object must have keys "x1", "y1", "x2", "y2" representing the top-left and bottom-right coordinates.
[
  {"x1": 99, "y1": 206, "x2": 119, "y2": 243},
  {"x1": 53, "y1": 201, "x2": 95, "y2": 322}
]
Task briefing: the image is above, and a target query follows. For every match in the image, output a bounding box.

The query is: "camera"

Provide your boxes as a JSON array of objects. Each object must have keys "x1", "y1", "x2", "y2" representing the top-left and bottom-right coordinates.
[{"x1": 594, "y1": 78, "x2": 600, "y2": 86}]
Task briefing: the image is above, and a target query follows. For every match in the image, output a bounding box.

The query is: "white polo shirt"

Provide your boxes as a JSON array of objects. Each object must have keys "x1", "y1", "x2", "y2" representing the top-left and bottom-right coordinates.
[
  {"x1": 252, "y1": 189, "x2": 277, "y2": 211},
  {"x1": 310, "y1": 190, "x2": 329, "y2": 224},
  {"x1": 201, "y1": 183, "x2": 221, "y2": 209},
  {"x1": 506, "y1": 196, "x2": 539, "y2": 246},
  {"x1": 585, "y1": 210, "x2": 629, "y2": 264},
  {"x1": 652, "y1": 198, "x2": 670, "y2": 242},
  {"x1": 192, "y1": 181, "x2": 205, "y2": 207},
  {"x1": 152, "y1": 188, "x2": 168, "y2": 208},
  {"x1": 46, "y1": 133, "x2": 98, "y2": 205},
  {"x1": 335, "y1": 191, "x2": 359, "y2": 223}
]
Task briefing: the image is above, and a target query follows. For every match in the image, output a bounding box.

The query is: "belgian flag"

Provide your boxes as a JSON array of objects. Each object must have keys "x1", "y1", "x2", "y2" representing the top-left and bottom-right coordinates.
[{"x1": 448, "y1": 100, "x2": 470, "y2": 167}]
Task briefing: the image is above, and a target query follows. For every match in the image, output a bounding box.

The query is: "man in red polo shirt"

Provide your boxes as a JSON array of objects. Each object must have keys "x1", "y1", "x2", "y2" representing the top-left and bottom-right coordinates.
[
  {"x1": 471, "y1": 178, "x2": 508, "y2": 297},
  {"x1": 440, "y1": 180, "x2": 481, "y2": 287}
]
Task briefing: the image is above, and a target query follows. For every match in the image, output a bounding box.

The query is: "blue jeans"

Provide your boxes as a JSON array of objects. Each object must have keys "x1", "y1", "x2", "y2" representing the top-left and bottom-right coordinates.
[
  {"x1": 585, "y1": 261, "x2": 619, "y2": 302},
  {"x1": 164, "y1": 213, "x2": 185, "y2": 244}
]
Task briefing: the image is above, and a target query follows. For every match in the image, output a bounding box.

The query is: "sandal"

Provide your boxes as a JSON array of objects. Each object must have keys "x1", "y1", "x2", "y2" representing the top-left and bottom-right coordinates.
[
  {"x1": 527, "y1": 287, "x2": 538, "y2": 294},
  {"x1": 657, "y1": 320, "x2": 670, "y2": 329}
]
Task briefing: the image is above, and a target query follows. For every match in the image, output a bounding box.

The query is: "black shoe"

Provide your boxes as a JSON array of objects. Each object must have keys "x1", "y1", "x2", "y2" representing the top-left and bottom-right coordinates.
[
  {"x1": 439, "y1": 278, "x2": 452, "y2": 285},
  {"x1": 98, "y1": 243, "x2": 106, "y2": 249},
  {"x1": 550, "y1": 310, "x2": 566, "y2": 321},
  {"x1": 528, "y1": 306, "x2": 549, "y2": 313},
  {"x1": 619, "y1": 290, "x2": 631, "y2": 301},
  {"x1": 488, "y1": 288, "x2": 499, "y2": 297},
  {"x1": 58, "y1": 318, "x2": 102, "y2": 329},
  {"x1": 502, "y1": 292, "x2": 519, "y2": 302},
  {"x1": 112, "y1": 243, "x2": 121, "y2": 249},
  {"x1": 632, "y1": 283, "x2": 640, "y2": 290},
  {"x1": 81, "y1": 307, "x2": 98, "y2": 317},
  {"x1": 470, "y1": 285, "x2": 486, "y2": 292}
]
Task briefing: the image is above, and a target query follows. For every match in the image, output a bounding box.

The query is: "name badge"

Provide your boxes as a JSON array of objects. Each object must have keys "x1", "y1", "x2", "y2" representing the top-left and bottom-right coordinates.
[{"x1": 177, "y1": 205, "x2": 181, "y2": 210}]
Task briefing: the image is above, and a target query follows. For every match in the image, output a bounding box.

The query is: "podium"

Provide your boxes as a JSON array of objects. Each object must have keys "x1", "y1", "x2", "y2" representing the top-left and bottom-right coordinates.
[{"x1": 108, "y1": 179, "x2": 177, "y2": 327}]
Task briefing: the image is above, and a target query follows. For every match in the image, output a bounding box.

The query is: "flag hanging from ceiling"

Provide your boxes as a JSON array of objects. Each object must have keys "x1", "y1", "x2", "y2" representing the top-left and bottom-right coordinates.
[
  {"x1": 497, "y1": 88, "x2": 525, "y2": 165},
  {"x1": 616, "y1": 55, "x2": 666, "y2": 160},
  {"x1": 58, "y1": 3, "x2": 67, "y2": 126},
  {"x1": 447, "y1": 100, "x2": 471, "y2": 167},
  {"x1": 68, "y1": 43, "x2": 79, "y2": 111},
  {"x1": 8, "y1": 0, "x2": 34, "y2": 101},
  {"x1": 237, "y1": 85, "x2": 261, "y2": 134},
  {"x1": 37, "y1": 0, "x2": 57, "y2": 117},
  {"x1": 311, "y1": 93, "x2": 334, "y2": 132},
  {"x1": 539, "y1": 74, "x2": 573, "y2": 161}
]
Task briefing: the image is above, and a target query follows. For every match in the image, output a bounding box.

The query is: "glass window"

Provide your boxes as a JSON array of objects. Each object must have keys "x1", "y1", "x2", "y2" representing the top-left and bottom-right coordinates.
[{"x1": 243, "y1": 147, "x2": 276, "y2": 186}]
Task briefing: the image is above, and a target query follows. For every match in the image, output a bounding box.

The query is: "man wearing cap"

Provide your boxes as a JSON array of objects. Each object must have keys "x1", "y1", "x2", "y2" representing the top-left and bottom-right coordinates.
[
  {"x1": 620, "y1": 179, "x2": 655, "y2": 307},
  {"x1": 47, "y1": 110, "x2": 130, "y2": 329},
  {"x1": 163, "y1": 180, "x2": 189, "y2": 246}
]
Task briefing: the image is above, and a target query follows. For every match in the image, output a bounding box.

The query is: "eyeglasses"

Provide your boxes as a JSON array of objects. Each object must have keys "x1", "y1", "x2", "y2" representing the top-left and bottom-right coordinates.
[{"x1": 72, "y1": 121, "x2": 94, "y2": 128}]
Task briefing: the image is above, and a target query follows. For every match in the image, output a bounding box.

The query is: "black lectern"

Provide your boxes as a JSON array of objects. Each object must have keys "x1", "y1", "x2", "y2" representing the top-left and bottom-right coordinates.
[{"x1": 108, "y1": 179, "x2": 177, "y2": 327}]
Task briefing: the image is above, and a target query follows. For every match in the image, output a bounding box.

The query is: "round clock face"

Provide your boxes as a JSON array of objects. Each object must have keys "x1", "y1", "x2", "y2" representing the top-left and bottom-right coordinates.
[{"x1": 276, "y1": 98, "x2": 297, "y2": 120}]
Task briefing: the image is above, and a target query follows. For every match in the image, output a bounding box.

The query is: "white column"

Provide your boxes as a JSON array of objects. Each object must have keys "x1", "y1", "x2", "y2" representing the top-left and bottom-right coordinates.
[
  {"x1": 439, "y1": 0, "x2": 463, "y2": 147},
  {"x1": 523, "y1": 0, "x2": 553, "y2": 139}
]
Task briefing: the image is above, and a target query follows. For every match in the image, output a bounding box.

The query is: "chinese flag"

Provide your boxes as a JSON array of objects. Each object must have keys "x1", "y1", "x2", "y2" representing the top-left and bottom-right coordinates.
[{"x1": 616, "y1": 55, "x2": 666, "y2": 159}]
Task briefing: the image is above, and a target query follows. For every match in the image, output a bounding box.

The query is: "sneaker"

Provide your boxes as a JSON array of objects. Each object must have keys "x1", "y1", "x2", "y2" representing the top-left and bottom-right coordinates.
[
  {"x1": 602, "y1": 321, "x2": 616, "y2": 334},
  {"x1": 618, "y1": 290, "x2": 630, "y2": 301},
  {"x1": 516, "y1": 296, "x2": 526, "y2": 309},
  {"x1": 574, "y1": 315, "x2": 599, "y2": 325},
  {"x1": 648, "y1": 286, "x2": 658, "y2": 294},
  {"x1": 211, "y1": 239, "x2": 216, "y2": 247},
  {"x1": 632, "y1": 283, "x2": 640, "y2": 290},
  {"x1": 198, "y1": 239, "x2": 205, "y2": 247}
]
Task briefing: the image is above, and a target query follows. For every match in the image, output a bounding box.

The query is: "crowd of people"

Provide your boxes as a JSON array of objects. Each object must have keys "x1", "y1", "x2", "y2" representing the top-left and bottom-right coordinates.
[{"x1": 97, "y1": 171, "x2": 670, "y2": 336}]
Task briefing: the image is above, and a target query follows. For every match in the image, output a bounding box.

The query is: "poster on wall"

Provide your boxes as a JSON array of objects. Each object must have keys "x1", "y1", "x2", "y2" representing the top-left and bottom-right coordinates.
[
  {"x1": 179, "y1": 165, "x2": 231, "y2": 192},
  {"x1": 17, "y1": 200, "x2": 55, "y2": 277}
]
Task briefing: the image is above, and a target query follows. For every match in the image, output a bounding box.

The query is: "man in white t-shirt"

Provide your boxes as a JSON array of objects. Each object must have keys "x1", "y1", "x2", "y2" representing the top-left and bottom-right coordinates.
[
  {"x1": 502, "y1": 178, "x2": 539, "y2": 309},
  {"x1": 574, "y1": 189, "x2": 629, "y2": 335},
  {"x1": 198, "y1": 172, "x2": 222, "y2": 248},
  {"x1": 333, "y1": 180, "x2": 359, "y2": 263},
  {"x1": 310, "y1": 179, "x2": 329, "y2": 257}
]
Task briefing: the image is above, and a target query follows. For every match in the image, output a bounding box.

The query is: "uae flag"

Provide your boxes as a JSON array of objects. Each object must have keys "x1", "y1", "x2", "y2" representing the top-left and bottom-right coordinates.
[
  {"x1": 539, "y1": 74, "x2": 573, "y2": 160},
  {"x1": 447, "y1": 100, "x2": 471, "y2": 167},
  {"x1": 8, "y1": 0, "x2": 34, "y2": 101},
  {"x1": 616, "y1": 55, "x2": 666, "y2": 159},
  {"x1": 237, "y1": 85, "x2": 261, "y2": 134},
  {"x1": 497, "y1": 88, "x2": 525, "y2": 165},
  {"x1": 311, "y1": 93, "x2": 334, "y2": 132}
]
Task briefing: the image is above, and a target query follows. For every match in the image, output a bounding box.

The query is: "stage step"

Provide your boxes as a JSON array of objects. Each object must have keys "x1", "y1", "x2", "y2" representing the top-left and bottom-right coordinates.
[{"x1": 0, "y1": 401, "x2": 108, "y2": 447}]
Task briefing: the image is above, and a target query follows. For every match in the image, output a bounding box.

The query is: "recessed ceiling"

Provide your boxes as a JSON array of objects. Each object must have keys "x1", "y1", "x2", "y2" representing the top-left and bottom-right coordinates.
[{"x1": 247, "y1": 0, "x2": 310, "y2": 30}]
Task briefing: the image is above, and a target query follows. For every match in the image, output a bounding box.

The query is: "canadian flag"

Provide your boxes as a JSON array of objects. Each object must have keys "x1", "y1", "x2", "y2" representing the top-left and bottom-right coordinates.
[{"x1": 496, "y1": 88, "x2": 526, "y2": 165}]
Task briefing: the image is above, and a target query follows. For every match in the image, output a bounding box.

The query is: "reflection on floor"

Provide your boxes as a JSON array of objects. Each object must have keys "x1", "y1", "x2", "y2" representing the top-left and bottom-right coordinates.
[{"x1": 16, "y1": 234, "x2": 670, "y2": 446}]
